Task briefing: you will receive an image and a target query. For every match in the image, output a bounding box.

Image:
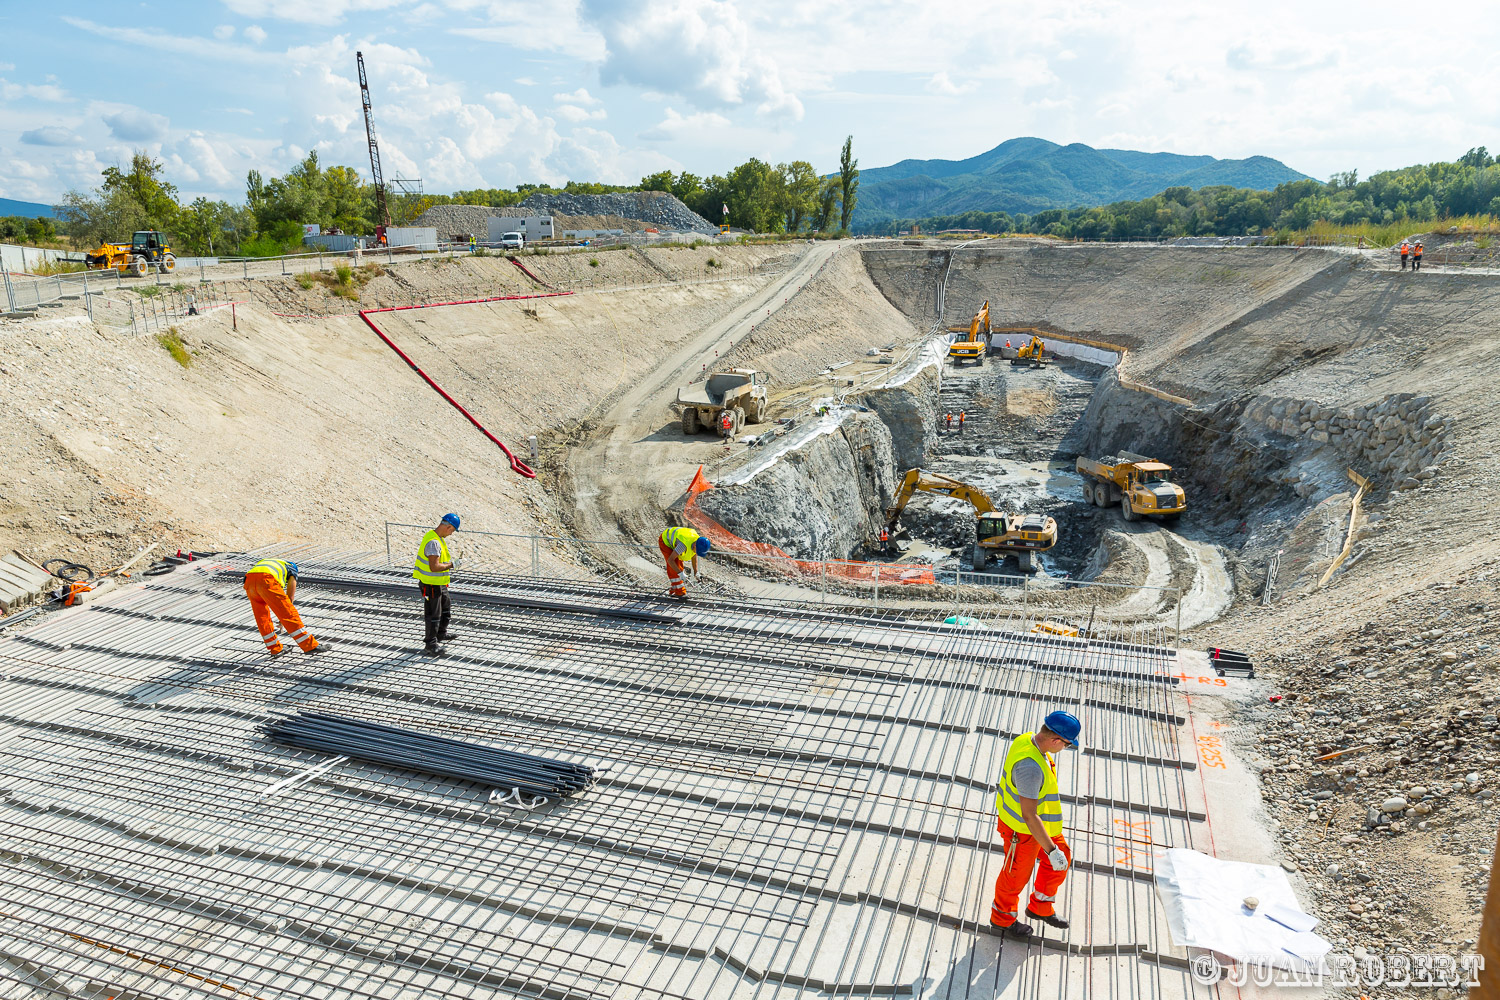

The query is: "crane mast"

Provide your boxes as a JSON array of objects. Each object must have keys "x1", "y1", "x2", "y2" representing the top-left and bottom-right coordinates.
[{"x1": 356, "y1": 50, "x2": 390, "y2": 237}]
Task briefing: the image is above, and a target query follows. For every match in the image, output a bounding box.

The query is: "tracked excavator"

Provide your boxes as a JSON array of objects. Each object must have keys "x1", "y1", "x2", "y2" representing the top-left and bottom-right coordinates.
[
  {"x1": 948, "y1": 300, "x2": 990, "y2": 366},
  {"x1": 884, "y1": 468, "x2": 1057, "y2": 572},
  {"x1": 1010, "y1": 335, "x2": 1049, "y2": 368}
]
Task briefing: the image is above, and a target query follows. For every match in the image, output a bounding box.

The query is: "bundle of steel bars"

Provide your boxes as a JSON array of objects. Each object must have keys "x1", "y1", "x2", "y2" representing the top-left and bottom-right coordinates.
[{"x1": 266, "y1": 712, "x2": 596, "y2": 798}]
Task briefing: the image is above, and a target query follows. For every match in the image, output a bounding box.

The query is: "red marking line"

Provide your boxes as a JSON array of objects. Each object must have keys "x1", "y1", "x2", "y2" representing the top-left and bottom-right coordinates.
[{"x1": 358, "y1": 292, "x2": 573, "y2": 479}]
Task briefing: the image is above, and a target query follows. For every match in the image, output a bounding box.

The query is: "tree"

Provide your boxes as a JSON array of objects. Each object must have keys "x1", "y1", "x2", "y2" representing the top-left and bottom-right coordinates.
[
  {"x1": 726, "y1": 158, "x2": 778, "y2": 232},
  {"x1": 778, "y1": 160, "x2": 820, "y2": 233},
  {"x1": 640, "y1": 170, "x2": 675, "y2": 193},
  {"x1": 1460, "y1": 147, "x2": 1493, "y2": 169},
  {"x1": 838, "y1": 136, "x2": 859, "y2": 232},
  {"x1": 101, "y1": 152, "x2": 179, "y2": 232},
  {"x1": 813, "y1": 177, "x2": 840, "y2": 232}
]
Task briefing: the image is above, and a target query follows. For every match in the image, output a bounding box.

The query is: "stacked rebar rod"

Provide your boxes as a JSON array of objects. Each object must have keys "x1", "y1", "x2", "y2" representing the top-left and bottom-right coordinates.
[{"x1": 265, "y1": 712, "x2": 596, "y2": 799}]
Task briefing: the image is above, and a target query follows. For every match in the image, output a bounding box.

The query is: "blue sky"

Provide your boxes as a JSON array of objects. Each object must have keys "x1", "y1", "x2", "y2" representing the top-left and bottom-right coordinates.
[{"x1": 1, "y1": 1, "x2": 1495, "y2": 206}]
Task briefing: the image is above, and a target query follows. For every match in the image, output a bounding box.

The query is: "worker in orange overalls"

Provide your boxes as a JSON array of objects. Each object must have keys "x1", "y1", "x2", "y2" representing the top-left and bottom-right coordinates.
[
  {"x1": 1412, "y1": 241, "x2": 1424, "y2": 271},
  {"x1": 244, "y1": 558, "x2": 324, "y2": 655},
  {"x1": 659, "y1": 526, "x2": 711, "y2": 598},
  {"x1": 1399, "y1": 240, "x2": 1410, "y2": 269},
  {"x1": 991, "y1": 711, "x2": 1081, "y2": 939}
]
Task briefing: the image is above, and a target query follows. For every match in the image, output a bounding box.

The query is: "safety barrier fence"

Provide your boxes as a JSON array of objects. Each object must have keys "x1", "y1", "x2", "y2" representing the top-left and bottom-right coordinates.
[{"x1": 382, "y1": 521, "x2": 1184, "y2": 645}]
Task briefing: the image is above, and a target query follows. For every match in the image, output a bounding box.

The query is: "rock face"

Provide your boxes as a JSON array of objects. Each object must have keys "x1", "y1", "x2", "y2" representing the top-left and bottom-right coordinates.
[
  {"x1": 519, "y1": 192, "x2": 717, "y2": 234},
  {"x1": 695, "y1": 368, "x2": 940, "y2": 561}
]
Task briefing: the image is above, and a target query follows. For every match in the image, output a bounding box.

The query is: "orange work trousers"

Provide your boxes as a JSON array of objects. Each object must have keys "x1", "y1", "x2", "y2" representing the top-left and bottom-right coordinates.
[
  {"x1": 243, "y1": 573, "x2": 318, "y2": 654},
  {"x1": 658, "y1": 540, "x2": 687, "y2": 596},
  {"x1": 991, "y1": 823, "x2": 1071, "y2": 925}
]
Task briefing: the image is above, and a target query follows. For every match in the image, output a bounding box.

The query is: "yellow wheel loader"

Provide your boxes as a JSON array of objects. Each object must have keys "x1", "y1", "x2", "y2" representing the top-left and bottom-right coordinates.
[
  {"x1": 85, "y1": 230, "x2": 176, "y2": 277},
  {"x1": 884, "y1": 468, "x2": 1058, "y2": 573}
]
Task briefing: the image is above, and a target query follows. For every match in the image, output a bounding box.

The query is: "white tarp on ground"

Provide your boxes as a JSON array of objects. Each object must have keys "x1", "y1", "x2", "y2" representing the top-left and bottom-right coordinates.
[{"x1": 1156, "y1": 848, "x2": 1332, "y2": 969}]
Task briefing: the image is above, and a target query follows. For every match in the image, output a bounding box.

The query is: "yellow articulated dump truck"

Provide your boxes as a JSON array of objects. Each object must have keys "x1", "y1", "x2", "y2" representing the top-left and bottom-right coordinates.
[
  {"x1": 884, "y1": 468, "x2": 1057, "y2": 573},
  {"x1": 1076, "y1": 450, "x2": 1186, "y2": 522},
  {"x1": 85, "y1": 230, "x2": 176, "y2": 277}
]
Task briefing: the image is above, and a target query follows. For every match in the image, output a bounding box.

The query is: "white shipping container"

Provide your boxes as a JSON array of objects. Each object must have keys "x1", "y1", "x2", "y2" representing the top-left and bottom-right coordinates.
[{"x1": 383, "y1": 227, "x2": 439, "y2": 251}]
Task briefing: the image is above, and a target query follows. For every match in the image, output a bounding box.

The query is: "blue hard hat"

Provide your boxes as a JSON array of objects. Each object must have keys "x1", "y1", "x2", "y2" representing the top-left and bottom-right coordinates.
[
  {"x1": 286, "y1": 561, "x2": 299, "y2": 579},
  {"x1": 441, "y1": 513, "x2": 461, "y2": 529},
  {"x1": 694, "y1": 537, "x2": 712, "y2": 556},
  {"x1": 1042, "y1": 710, "x2": 1081, "y2": 748}
]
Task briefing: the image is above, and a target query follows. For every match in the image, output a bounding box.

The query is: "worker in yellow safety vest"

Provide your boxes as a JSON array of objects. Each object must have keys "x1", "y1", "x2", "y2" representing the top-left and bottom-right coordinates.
[
  {"x1": 244, "y1": 558, "x2": 324, "y2": 655},
  {"x1": 990, "y1": 711, "x2": 1081, "y2": 939},
  {"x1": 414, "y1": 513, "x2": 461, "y2": 656},
  {"x1": 659, "y1": 525, "x2": 711, "y2": 598}
]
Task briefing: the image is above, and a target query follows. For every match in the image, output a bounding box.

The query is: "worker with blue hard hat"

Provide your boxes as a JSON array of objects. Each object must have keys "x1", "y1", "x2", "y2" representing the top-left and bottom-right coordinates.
[
  {"x1": 990, "y1": 710, "x2": 1081, "y2": 939},
  {"x1": 243, "y1": 558, "x2": 325, "y2": 656},
  {"x1": 414, "y1": 513, "x2": 462, "y2": 655},
  {"x1": 658, "y1": 525, "x2": 711, "y2": 599}
]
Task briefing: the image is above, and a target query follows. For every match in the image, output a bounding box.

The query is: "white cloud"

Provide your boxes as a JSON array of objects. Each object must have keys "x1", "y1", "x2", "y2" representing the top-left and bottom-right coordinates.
[
  {"x1": 581, "y1": 0, "x2": 803, "y2": 119},
  {"x1": 639, "y1": 107, "x2": 730, "y2": 142},
  {"x1": 925, "y1": 72, "x2": 977, "y2": 96},
  {"x1": 244, "y1": 24, "x2": 268, "y2": 43},
  {"x1": 515, "y1": 76, "x2": 538, "y2": 86},
  {"x1": 214, "y1": 24, "x2": 236, "y2": 39},
  {"x1": 447, "y1": 1, "x2": 605, "y2": 58},
  {"x1": 103, "y1": 108, "x2": 170, "y2": 142},
  {"x1": 553, "y1": 87, "x2": 600, "y2": 107},
  {"x1": 0, "y1": 79, "x2": 72, "y2": 102},
  {"x1": 62, "y1": 18, "x2": 265, "y2": 64},
  {"x1": 553, "y1": 89, "x2": 606, "y2": 122},
  {"x1": 20, "y1": 126, "x2": 85, "y2": 147},
  {"x1": 219, "y1": 0, "x2": 407, "y2": 26}
]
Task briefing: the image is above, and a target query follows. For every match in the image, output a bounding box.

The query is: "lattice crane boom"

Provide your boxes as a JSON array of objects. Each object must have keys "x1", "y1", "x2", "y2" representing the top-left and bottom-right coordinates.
[{"x1": 356, "y1": 50, "x2": 390, "y2": 230}]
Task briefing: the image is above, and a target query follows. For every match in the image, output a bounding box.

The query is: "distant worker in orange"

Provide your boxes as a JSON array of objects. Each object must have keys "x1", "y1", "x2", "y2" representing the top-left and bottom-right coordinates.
[
  {"x1": 959, "y1": 410, "x2": 966, "y2": 435},
  {"x1": 944, "y1": 412, "x2": 953, "y2": 431},
  {"x1": 243, "y1": 558, "x2": 325, "y2": 656},
  {"x1": 879, "y1": 526, "x2": 891, "y2": 555},
  {"x1": 1399, "y1": 239, "x2": 1410, "y2": 269},
  {"x1": 659, "y1": 526, "x2": 711, "y2": 599},
  {"x1": 1412, "y1": 241, "x2": 1424, "y2": 271},
  {"x1": 991, "y1": 711, "x2": 1081, "y2": 939}
]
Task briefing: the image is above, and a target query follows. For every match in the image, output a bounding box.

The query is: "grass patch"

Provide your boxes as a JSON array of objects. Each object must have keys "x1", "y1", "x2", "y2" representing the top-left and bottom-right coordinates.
[
  {"x1": 589, "y1": 257, "x2": 600, "y2": 267},
  {"x1": 1476, "y1": 235, "x2": 1492, "y2": 249},
  {"x1": 1282, "y1": 215, "x2": 1500, "y2": 248},
  {"x1": 33, "y1": 259, "x2": 86, "y2": 276},
  {"x1": 296, "y1": 273, "x2": 317, "y2": 290},
  {"x1": 706, "y1": 257, "x2": 719, "y2": 268},
  {"x1": 137, "y1": 285, "x2": 162, "y2": 298},
  {"x1": 156, "y1": 327, "x2": 191, "y2": 368},
  {"x1": 303, "y1": 262, "x2": 382, "y2": 301}
]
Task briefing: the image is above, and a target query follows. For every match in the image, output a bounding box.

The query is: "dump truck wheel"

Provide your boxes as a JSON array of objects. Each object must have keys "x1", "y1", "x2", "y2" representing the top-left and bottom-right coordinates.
[
  {"x1": 161, "y1": 253, "x2": 176, "y2": 273},
  {"x1": 1095, "y1": 487, "x2": 1112, "y2": 508},
  {"x1": 682, "y1": 409, "x2": 699, "y2": 435},
  {"x1": 130, "y1": 256, "x2": 147, "y2": 277},
  {"x1": 1121, "y1": 497, "x2": 1138, "y2": 522},
  {"x1": 1082, "y1": 483, "x2": 1095, "y2": 505}
]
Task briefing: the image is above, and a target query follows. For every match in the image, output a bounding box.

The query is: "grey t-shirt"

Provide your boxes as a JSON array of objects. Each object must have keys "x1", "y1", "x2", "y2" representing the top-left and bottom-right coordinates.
[
  {"x1": 424, "y1": 539, "x2": 444, "y2": 561},
  {"x1": 1011, "y1": 757, "x2": 1045, "y2": 800}
]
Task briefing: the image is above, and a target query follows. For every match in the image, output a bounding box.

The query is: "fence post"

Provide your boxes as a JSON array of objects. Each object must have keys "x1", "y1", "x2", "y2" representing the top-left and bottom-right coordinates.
[
  {"x1": 385, "y1": 522, "x2": 392, "y2": 567},
  {"x1": 243, "y1": 261, "x2": 249, "y2": 280},
  {"x1": 531, "y1": 536, "x2": 539, "y2": 578},
  {"x1": 3, "y1": 266, "x2": 16, "y2": 313},
  {"x1": 873, "y1": 565, "x2": 880, "y2": 607},
  {"x1": 820, "y1": 562, "x2": 827, "y2": 604},
  {"x1": 1022, "y1": 575, "x2": 1029, "y2": 625},
  {"x1": 1176, "y1": 588, "x2": 1182, "y2": 647}
]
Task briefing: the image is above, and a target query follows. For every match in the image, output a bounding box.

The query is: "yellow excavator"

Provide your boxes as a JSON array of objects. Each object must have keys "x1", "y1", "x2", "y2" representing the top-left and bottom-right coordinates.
[
  {"x1": 948, "y1": 300, "x2": 990, "y2": 366},
  {"x1": 884, "y1": 468, "x2": 1057, "y2": 572},
  {"x1": 1011, "y1": 335, "x2": 1048, "y2": 368}
]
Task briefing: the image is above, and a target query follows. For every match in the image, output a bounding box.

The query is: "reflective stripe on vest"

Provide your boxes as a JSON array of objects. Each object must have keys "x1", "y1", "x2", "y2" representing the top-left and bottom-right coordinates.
[
  {"x1": 246, "y1": 559, "x2": 290, "y2": 588},
  {"x1": 660, "y1": 526, "x2": 699, "y2": 557},
  {"x1": 413, "y1": 529, "x2": 452, "y2": 586},
  {"x1": 995, "y1": 731, "x2": 1063, "y2": 837}
]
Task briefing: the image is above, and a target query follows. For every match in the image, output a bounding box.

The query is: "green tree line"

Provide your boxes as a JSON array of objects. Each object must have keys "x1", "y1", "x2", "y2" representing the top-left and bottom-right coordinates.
[{"x1": 888, "y1": 147, "x2": 1500, "y2": 241}]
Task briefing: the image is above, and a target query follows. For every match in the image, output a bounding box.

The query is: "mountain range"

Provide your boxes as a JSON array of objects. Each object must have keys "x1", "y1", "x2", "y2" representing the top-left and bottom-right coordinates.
[
  {"x1": 851, "y1": 137, "x2": 1313, "y2": 232},
  {"x1": 0, "y1": 196, "x2": 58, "y2": 219}
]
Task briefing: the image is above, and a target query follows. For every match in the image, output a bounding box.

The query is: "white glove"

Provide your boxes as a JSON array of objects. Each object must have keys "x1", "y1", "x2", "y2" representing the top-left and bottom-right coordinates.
[
  {"x1": 1047, "y1": 848, "x2": 1069, "y2": 872},
  {"x1": 449, "y1": 557, "x2": 461, "y2": 570}
]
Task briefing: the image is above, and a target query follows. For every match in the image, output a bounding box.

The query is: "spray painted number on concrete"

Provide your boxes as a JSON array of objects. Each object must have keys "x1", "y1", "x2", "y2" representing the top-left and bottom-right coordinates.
[
  {"x1": 1197, "y1": 734, "x2": 1228, "y2": 769},
  {"x1": 1112, "y1": 818, "x2": 1157, "y2": 869}
]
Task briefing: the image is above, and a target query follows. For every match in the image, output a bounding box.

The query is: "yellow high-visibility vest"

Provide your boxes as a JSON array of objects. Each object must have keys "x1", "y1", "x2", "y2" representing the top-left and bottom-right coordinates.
[
  {"x1": 995, "y1": 732, "x2": 1063, "y2": 838},
  {"x1": 660, "y1": 526, "x2": 700, "y2": 557},
  {"x1": 413, "y1": 529, "x2": 451, "y2": 586},
  {"x1": 246, "y1": 559, "x2": 290, "y2": 588}
]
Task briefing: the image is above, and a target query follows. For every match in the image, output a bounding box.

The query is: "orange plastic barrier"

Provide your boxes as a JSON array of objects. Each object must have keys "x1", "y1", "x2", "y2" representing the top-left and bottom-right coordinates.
[{"x1": 683, "y1": 467, "x2": 937, "y2": 587}]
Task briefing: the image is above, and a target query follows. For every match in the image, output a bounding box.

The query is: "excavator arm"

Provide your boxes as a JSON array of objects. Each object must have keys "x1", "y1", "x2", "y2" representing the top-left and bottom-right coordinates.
[
  {"x1": 885, "y1": 468, "x2": 997, "y2": 530},
  {"x1": 967, "y1": 300, "x2": 990, "y2": 340}
]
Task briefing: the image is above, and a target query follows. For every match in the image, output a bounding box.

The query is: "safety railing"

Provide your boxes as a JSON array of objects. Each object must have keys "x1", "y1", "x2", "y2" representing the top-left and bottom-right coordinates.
[
  {"x1": 2, "y1": 266, "x2": 123, "y2": 314},
  {"x1": 382, "y1": 521, "x2": 1184, "y2": 644}
]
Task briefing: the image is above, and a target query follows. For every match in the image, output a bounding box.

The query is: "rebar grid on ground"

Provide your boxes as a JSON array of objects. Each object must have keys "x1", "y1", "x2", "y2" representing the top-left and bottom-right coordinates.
[{"x1": 0, "y1": 555, "x2": 1205, "y2": 1000}]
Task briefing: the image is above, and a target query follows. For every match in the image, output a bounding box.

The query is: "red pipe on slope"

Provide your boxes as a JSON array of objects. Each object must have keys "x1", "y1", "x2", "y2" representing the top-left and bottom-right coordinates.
[
  {"x1": 358, "y1": 291, "x2": 574, "y2": 479},
  {"x1": 508, "y1": 256, "x2": 552, "y2": 287}
]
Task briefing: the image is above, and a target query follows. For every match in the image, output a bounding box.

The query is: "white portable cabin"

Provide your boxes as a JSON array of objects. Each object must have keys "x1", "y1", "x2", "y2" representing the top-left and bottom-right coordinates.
[{"x1": 487, "y1": 215, "x2": 554, "y2": 241}]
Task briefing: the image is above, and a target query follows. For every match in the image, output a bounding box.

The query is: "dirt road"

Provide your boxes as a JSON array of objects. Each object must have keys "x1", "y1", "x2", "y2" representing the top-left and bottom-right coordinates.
[{"x1": 563, "y1": 241, "x2": 843, "y2": 558}]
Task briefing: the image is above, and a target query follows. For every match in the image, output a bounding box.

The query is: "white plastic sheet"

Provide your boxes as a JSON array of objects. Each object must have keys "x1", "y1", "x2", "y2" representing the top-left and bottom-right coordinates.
[{"x1": 1156, "y1": 848, "x2": 1332, "y2": 969}]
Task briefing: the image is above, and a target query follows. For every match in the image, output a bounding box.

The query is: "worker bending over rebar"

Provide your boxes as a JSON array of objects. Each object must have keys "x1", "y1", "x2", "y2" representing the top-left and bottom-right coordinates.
[
  {"x1": 243, "y1": 558, "x2": 325, "y2": 655},
  {"x1": 991, "y1": 711, "x2": 1081, "y2": 939},
  {"x1": 659, "y1": 525, "x2": 711, "y2": 599}
]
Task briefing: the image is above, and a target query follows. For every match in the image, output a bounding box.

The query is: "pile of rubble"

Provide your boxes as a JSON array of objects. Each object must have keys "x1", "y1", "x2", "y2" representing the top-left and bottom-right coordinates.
[{"x1": 519, "y1": 191, "x2": 717, "y2": 234}]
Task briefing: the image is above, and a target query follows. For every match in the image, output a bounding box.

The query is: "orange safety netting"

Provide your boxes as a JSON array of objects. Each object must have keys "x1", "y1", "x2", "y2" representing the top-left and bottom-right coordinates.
[{"x1": 682, "y1": 467, "x2": 937, "y2": 587}]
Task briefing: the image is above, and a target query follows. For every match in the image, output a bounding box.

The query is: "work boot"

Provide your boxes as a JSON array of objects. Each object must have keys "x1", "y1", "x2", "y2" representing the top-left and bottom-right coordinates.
[
  {"x1": 998, "y1": 920, "x2": 1033, "y2": 940},
  {"x1": 437, "y1": 632, "x2": 457, "y2": 642},
  {"x1": 423, "y1": 643, "x2": 440, "y2": 656},
  {"x1": 1026, "y1": 908, "x2": 1069, "y2": 930},
  {"x1": 306, "y1": 643, "x2": 329, "y2": 655}
]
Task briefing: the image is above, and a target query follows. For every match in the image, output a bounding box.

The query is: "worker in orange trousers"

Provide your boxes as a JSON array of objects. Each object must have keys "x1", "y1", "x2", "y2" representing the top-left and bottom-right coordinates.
[
  {"x1": 659, "y1": 526, "x2": 711, "y2": 598},
  {"x1": 991, "y1": 711, "x2": 1081, "y2": 939},
  {"x1": 243, "y1": 558, "x2": 324, "y2": 655}
]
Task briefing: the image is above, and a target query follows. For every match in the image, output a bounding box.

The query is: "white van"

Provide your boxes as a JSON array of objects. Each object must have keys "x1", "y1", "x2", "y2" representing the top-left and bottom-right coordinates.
[{"x1": 498, "y1": 231, "x2": 525, "y2": 250}]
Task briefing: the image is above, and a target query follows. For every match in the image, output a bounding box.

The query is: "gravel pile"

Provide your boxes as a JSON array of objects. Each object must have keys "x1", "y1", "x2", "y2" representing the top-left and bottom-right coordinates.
[
  {"x1": 519, "y1": 191, "x2": 717, "y2": 235},
  {"x1": 413, "y1": 204, "x2": 500, "y2": 236}
]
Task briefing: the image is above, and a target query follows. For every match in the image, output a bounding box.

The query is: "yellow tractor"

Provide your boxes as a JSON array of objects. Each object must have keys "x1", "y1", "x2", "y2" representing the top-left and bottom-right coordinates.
[
  {"x1": 884, "y1": 468, "x2": 1058, "y2": 572},
  {"x1": 948, "y1": 300, "x2": 990, "y2": 366},
  {"x1": 85, "y1": 230, "x2": 176, "y2": 277}
]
